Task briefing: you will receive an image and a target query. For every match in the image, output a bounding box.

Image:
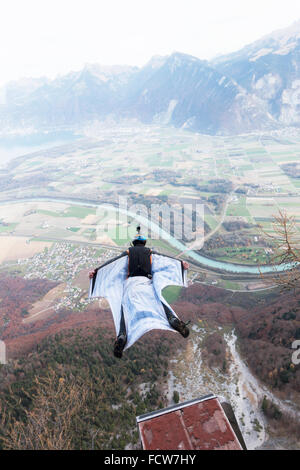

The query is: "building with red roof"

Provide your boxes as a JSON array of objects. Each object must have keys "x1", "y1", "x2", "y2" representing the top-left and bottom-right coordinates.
[{"x1": 136, "y1": 394, "x2": 246, "y2": 450}]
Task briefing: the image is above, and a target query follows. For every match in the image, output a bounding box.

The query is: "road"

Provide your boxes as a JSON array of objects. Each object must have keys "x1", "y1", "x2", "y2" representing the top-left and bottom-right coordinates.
[
  {"x1": 175, "y1": 188, "x2": 233, "y2": 256},
  {"x1": 0, "y1": 195, "x2": 293, "y2": 275}
]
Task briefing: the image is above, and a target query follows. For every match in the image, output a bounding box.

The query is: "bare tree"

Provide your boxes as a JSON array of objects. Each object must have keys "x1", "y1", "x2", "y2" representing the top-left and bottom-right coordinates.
[
  {"x1": 260, "y1": 210, "x2": 300, "y2": 291},
  {"x1": 1, "y1": 369, "x2": 91, "y2": 450}
]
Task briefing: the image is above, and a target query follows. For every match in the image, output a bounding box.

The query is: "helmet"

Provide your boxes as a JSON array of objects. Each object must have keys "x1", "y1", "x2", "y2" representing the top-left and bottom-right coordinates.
[{"x1": 132, "y1": 225, "x2": 147, "y2": 245}]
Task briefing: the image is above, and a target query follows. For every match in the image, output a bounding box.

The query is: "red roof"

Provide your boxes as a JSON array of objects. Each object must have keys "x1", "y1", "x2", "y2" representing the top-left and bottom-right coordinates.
[{"x1": 136, "y1": 394, "x2": 243, "y2": 450}]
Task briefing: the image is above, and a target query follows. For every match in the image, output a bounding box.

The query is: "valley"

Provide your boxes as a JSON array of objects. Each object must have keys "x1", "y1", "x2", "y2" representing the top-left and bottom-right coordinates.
[
  {"x1": 1, "y1": 125, "x2": 300, "y2": 270},
  {"x1": 0, "y1": 9, "x2": 300, "y2": 453},
  {"x1": 0, "y1": 125, "x2": 299, "y2": 450}
]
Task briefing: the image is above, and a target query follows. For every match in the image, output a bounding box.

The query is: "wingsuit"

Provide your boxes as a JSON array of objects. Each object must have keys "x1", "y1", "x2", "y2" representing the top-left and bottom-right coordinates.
[{"x1": 89, "y1": 229, "x2": 190, "y2": 358}]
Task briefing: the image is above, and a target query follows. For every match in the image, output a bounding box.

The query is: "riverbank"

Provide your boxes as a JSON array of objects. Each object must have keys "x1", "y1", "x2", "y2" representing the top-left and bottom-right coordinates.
[
  {"x1": 0, "y1": 196, "x2": 293, "y2": 276},
  {"x1": 164, "y1": 325, "x2": 300, "y2": 450}
]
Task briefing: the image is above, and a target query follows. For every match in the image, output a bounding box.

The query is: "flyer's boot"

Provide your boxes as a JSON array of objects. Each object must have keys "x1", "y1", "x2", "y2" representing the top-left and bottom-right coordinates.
[
  {"x1": 162, "y1": 302, "x2": 190, "y2": 338},
  {"x1": 168, "y1": 317, "x2": 190, "y2": 338},
  {"x1": 113, "y1": 333, "x2": 127, "y2": 358},
  {"x1": 114, "y1": 307, "x2": 127, "y2": 358}
]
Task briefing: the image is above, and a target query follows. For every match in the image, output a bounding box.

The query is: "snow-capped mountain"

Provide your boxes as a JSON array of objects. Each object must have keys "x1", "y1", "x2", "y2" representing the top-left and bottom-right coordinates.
[
  {"x1": 119, "y1": 51, "x2": 276, "y2": 134},
  {"x1": 0, "y1": 20, "x2": 300, "y2": 135},
  {"x1": 212, "y1": 20, "x2": 300, "y2": 127}
]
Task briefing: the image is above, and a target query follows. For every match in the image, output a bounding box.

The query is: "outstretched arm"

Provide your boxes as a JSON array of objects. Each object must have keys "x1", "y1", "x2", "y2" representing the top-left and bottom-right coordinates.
[
  {"x1": 151, "y1": 250, "x2": 189, "y2": 271},
  {"x1": 89, "y1": 251, "x2": 128, "y2": 294},
  {"x1": 89, "y1": 269, "x2": 96, "y2": 279},
  {"x1": 150, "y1": 251, "x2": 189, "y2": 287},
  {"x1": 89, "y1": 251, "x2": 128, "y2": 278},
  {"x1": 89, "y1": 251, "x2": 128, "y2": 295},
  {"x1": 182, "y1": 261, "x2": 189, "y2": 270}
]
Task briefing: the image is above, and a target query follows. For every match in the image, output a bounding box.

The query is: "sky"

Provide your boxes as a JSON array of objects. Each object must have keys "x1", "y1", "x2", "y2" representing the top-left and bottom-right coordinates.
[{"x1": 1, "y1": 0, "x2": 300, "y2": 86}]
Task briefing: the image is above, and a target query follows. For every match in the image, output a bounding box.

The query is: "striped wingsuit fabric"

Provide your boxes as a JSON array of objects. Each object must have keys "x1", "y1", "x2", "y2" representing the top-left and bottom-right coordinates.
[{"x1": 89, "y1": 253, "x2": 187, "y2": 350}]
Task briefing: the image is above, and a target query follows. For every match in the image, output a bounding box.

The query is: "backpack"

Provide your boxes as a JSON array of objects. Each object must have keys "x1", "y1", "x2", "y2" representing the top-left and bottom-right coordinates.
[{"x1": 127, "y1": 246, "x2": 152, "y2": 278}]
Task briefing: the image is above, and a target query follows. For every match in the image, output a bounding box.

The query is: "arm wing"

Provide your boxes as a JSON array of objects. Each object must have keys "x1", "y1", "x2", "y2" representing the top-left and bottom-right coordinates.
[
  {"x1": 151, "y1": 253, "x2": 187, "y2": 317},
  {"x1": 89, "y1": 251, "x2": 128, "y2": 297},
  {"x1": 89, "y1": 252, "x2": 128, "y2": 336},
  {"x1": 151, "y1": 251, "x2": 187, "y2": 288}
]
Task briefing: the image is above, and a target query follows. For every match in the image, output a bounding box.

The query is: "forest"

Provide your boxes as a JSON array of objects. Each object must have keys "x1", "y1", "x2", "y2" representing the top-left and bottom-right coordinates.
[
  {"x1": 0, "y1": 325, "x2": 177, "y2": 450},
  {"x1": 0, "y1": 273, "x2": 299, "y2": 449}
]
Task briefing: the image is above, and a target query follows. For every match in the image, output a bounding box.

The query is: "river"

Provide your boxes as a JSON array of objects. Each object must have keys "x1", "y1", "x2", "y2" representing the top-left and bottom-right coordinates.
[
  {"x1": 165, "y1": 327, "x2": 300, "y2": 449},
  {"x1": 0, "y1": 196, "x2": 294, "y2": 275}
]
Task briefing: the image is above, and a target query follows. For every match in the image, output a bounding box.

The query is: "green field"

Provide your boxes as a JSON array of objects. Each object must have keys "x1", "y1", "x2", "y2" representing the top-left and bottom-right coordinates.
[
  {"x1": 162, "y1": 285, "x2": 182, "y2": 304},
  {"x1": 1, "y1": 125, "x2": 300, "y2": 266},
  {"x1": 37, "y1": 206, "x2": 96, "y2": 219},
  {"x1": 64, "y1": 206, "x2": 96, "y2": 218},
  {"x1": 208, "y1": 245, "x2": 273, "y2": 265},
  {"x1": 0, "y1": 223, "x2": 17, "y2": 232},
  {"x1": 205, "y1": 215, "x2": 219, "y2": 231},
  {"x1": 227, "y1": 197, "x2": 251, "y2": 217}
]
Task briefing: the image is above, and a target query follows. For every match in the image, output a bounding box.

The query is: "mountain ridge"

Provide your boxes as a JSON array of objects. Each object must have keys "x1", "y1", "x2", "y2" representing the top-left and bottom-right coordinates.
[{"x1": 1, "y1": 21, "x2": 300, "y2": 135}]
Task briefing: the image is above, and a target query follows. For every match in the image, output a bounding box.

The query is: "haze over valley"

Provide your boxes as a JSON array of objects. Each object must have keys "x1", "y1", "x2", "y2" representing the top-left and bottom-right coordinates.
[{"x1": 1, "y1": 20, "x2": 300, "y2": 135}]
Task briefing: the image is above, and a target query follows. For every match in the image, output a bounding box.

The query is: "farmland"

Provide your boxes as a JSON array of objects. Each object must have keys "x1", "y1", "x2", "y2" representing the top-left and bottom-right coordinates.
[{"x1": 0, "y1": 125, "x2": 300, "y2": 268}]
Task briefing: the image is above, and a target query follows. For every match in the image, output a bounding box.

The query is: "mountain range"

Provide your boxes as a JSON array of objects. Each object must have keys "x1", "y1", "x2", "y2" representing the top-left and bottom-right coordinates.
[{"x1": 1, "y1": 20, "x2": 300, "y2": 135}]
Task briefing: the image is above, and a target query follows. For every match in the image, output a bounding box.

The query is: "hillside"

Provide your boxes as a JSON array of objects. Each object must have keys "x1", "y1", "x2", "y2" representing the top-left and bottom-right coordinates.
[
  {"x1": 179, "y1": 283, "x2": 300, "y2": 397},
  {"x1": 1, "y1": 273, "x2": 299, "y2": 395},
  {"x1": 0, "y1": 273, "x2": 299, "y2": 449},
  {"x1": 0, "y1": 325, "x2": 177, "y2": 450}
]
